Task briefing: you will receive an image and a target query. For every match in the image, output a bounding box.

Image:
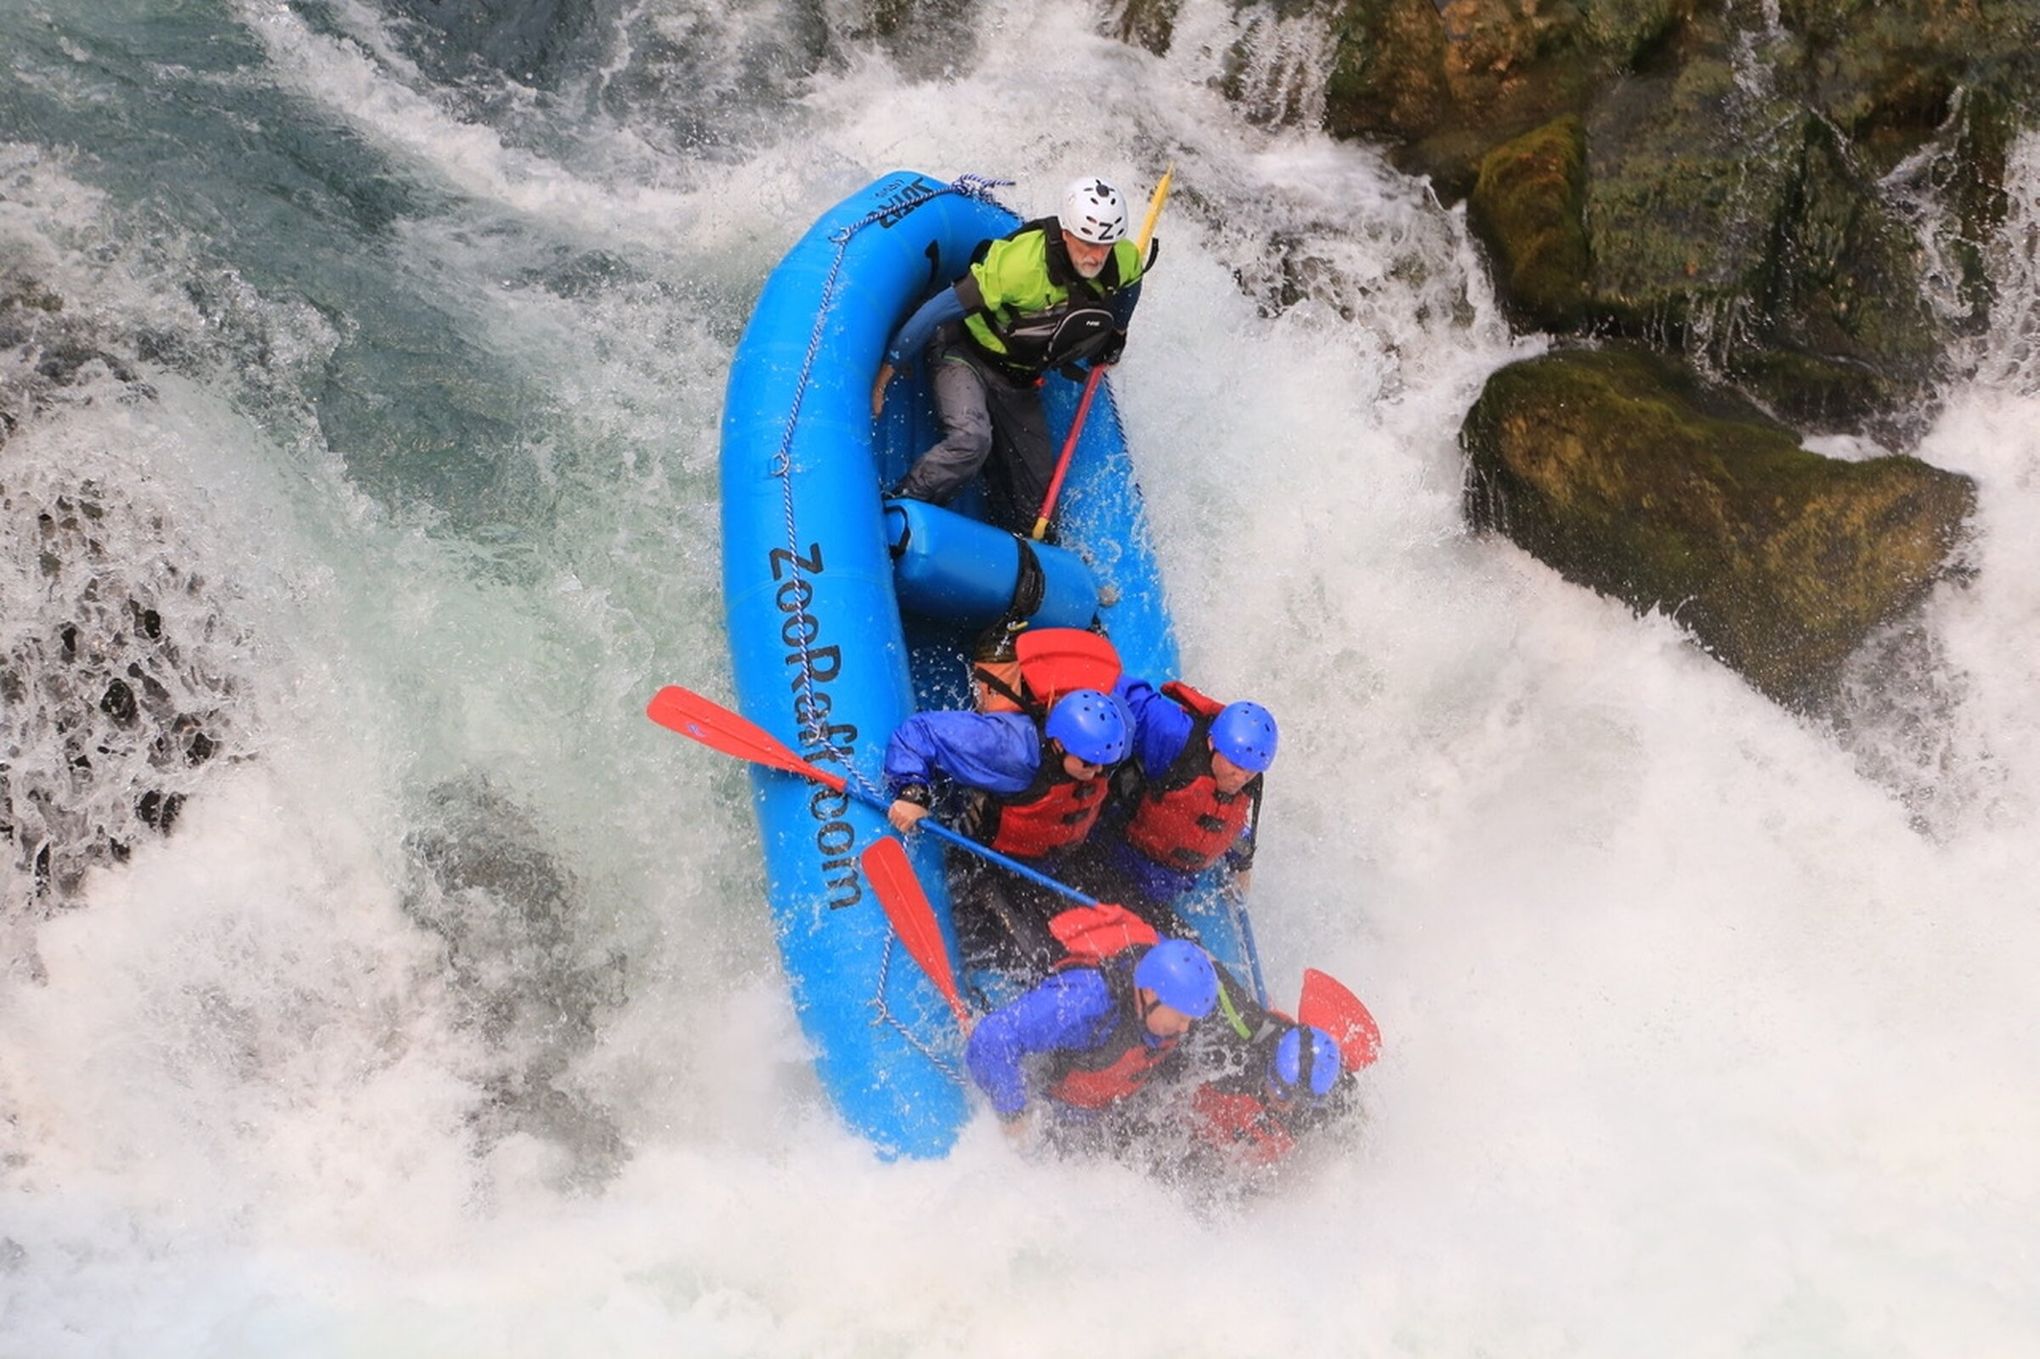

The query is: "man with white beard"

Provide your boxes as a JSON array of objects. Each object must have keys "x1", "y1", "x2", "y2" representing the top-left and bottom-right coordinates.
[{"x1": 871, "y1": 175, "x2": 1148, "y2": 533}]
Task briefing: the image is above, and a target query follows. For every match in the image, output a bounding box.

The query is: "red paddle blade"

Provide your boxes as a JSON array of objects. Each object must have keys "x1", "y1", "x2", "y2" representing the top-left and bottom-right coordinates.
[
  {"x1": 1013, "y1": 628, "x2": 1122, "y2": 704},
  {"x1": 645, "y1": 685, "x2": 848, "y2": 792},
  {"x1": 1299, "y1": 967, "x2": 1382, "y2": 1071},
  {"x1": 861, "y1": 837, "x2": 971, "y2": 1032}
]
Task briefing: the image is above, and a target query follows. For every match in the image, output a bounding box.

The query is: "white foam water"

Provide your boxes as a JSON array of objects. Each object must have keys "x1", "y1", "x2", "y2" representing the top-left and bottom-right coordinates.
[{"x1": 3, "y1": 3, "x2": 2036, "y2": 1354}]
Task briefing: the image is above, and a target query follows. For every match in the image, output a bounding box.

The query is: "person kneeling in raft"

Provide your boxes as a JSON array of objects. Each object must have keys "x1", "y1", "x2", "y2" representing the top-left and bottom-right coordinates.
[
  {"x1": 1071, "y1": 678, "x2": 1279, "y2": 938},
  {"x1": 873, "y1": 176, "x2": 1147, "y2": 533},
  {"x1": 1187, "y1": 1001, "x2": 1349, "y2": 1174},
  {"x1": 885, "y1": 688, "x2": 1135, "y2": 979},
  {"x1": 965, "y1": 905, "x2": 1220, "y2": 1139}
]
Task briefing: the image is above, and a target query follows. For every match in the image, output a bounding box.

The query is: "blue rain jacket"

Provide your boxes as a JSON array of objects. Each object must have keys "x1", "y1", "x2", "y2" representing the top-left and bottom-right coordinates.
[
  {"x1": 884, "y1": 710, "x2": 1043, "y2": 797},
  {"x1": 1109, "y1": 677, "x2": 1255, "y2": 900},
  {"x1": 964, "y1": 969, "x2": 1119, "y2": 1117}
]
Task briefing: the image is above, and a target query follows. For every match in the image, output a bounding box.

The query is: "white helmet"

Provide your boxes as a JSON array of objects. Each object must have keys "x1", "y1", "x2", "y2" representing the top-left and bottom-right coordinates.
[{"x1": 1059, "y1": 176, "x2": 1129, "y2": 245}]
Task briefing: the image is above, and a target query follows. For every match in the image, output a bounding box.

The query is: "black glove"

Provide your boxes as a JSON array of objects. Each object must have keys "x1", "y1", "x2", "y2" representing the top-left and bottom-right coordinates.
[{"x1": 1096, "y1": 328, "x2": 1127, "y2": 367}]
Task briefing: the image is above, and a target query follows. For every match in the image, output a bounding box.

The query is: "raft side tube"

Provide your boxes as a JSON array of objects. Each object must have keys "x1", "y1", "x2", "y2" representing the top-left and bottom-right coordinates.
[{"x1": 721, "y1": 172, "x2": 988, "y2": 1158}]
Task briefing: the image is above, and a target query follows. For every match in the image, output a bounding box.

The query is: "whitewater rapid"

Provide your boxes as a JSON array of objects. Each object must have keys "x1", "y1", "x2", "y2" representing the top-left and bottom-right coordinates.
[{"x1": 3, "y1": 2, "x2": 2037, "y2": 1354}]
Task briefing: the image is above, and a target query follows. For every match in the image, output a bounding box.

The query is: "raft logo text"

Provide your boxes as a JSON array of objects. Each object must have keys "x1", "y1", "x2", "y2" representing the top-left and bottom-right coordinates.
[
  {"x1": 874, "y1": 176, "x2": 942, "y2": 229},
  {"x1": 770, "y1": 541, "x2": 862, "y2": 910}
]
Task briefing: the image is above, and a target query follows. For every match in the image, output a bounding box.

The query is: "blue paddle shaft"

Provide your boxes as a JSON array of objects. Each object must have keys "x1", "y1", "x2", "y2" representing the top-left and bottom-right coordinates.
[
  {"x1": 1231, "y1": 894, "x2": 1269, "y2": 1007},
  {"x1": 844, "y1": 785, "x2": 1101, "y2": 908}
]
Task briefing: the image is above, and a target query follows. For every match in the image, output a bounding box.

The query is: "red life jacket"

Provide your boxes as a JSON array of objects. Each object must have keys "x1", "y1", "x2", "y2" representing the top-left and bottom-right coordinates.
[
  {"x1": 1123, "y1": 682, "x2": 1261, "y2": 874},
  {"x1": 1042, "y1": 906, "x2": 1183, "y2": 1109},
  {"x1": 1189, "y1": 1083, "x2": 1298, "y2": 1168},
  {"x1": 1187, "y1": 1000, "x2": 1310, "y2": 1169},
  {"x1": 976, "y1": 754, "x2": 1109, "y2": 859},
  {"x1": 974, "y1": 627, "x2": 1121, "y2": 716},
  {"x1": 968, "y1": 628, "x2": 1120, "y2": 858}
]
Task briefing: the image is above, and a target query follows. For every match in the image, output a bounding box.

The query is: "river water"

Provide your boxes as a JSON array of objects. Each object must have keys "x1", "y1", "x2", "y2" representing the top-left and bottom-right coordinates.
[{"x1": 3, "y1": 2, "x2": 2037, "y2": 1354}]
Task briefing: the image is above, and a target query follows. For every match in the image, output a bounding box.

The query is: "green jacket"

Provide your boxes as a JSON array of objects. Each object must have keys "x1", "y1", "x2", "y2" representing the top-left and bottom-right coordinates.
[{"x1": 958, "y1": 219, "x2": 1145, "y2": 377}]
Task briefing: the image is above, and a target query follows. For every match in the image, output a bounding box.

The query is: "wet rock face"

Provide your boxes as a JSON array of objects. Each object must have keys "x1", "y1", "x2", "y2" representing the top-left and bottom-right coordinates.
[
  {"x1": 1778, "y1": 0, "x2": 2037, "y2": 156},
  {"x1": 1574, "y1": 68, "x2": 1949, "y2": 433},
  {"x1": 376, "y1": 0, "x2": 596, "y2": 88},
  {"x1": 1461, "y1": 348, "x2": 1976, "y2": 706},
  {"x1": 866, "y1": 0, "x2": 982, "y2": 78},
  {"x1": 1112, "y1": 0, "x2": 1188, "y2": 55},
  {"x1": 1255, "y1": 0, "x2": 2037, "y2": 436},
  {"x1": 1, "y1": 277, "x2": 241, "y2": 912},
  {"x1": 403, "y1": 778, "x2": 627, "y2": 1189},
  {"x1": 1323, "y1": 0, "x2": 2034, "y2": 193},
  {"x1": 1326, "y1": 0, "x2": 1682, "y2": 199},
  {"x1": 1468, "y1": 113, "x2": 1591, "y2": 329},
  {"x1": 1325, "y1": 0, "x2": 1458, "y2": 147},
  {"x1": 1741, "y1": 116, "x2": 1946, "y2": 419}
]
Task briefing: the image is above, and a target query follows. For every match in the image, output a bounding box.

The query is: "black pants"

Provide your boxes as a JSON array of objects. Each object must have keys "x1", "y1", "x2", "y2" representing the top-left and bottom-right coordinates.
[
  {"x1": 895, "y1": 331, "x2": 1053, "y2": 534},
  {"x1": 951, "y1": 853, "x2": 1070, "y2": 982}
]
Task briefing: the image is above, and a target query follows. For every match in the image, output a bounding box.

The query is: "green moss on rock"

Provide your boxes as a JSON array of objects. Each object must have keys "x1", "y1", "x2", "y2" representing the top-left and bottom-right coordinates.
[
  {"x1": 1470, "y1": 115, "x2": 1592, "y2": 329},
  {"x1": 1195, "y1": 0, "x2": 2032, "y2": 439},
  {"x1": 1777, "y1": 0, "x2": 2039, "y2": 165},
  {"x1": 1325, "y1": 0, "x2": 1454, "y2": 146},
  {"x1": 1721, "y1": 348, "x2": 1891, "y2": 431},
  {"x1": 1112, "y1": 0, "x2": 1184, "y2": 55},
  {"x1": 1327, "y1": 0, "x2": 1622, "y2": 198},
  {"x1": 1758, "y1": 115, "x2": 1941, "y2": 410},
  {"x1": 1582, "y1": 47, "x2": 1787, "y2": 334},
  {"x1": 1584, "y1": 0, "x2": 1689, "y2": 67},
  {"x1": 1461, "y1": 348, "x2": 1974, "y2": 705},
  {"x1": 1938, "y1": 85, "x2": 2021, "y2": 331}
]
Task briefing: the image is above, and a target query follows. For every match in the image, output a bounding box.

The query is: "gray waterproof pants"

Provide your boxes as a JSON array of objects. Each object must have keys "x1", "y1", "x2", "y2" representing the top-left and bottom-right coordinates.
[{"x1": 895, "y1": 330, "x2": 1053, "y2": 532}]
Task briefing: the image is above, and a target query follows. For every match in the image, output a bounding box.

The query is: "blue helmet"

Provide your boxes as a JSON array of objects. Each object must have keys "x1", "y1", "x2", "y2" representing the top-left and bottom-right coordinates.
[
  {"x1": 1132, "y1": 939, "x2": 1219, "y2": 1018},
  {"x1": 1270, "y1": 1025, "x2": 1340, "y2": 1101},
  {"x1": 1210, "y1": 701, "x2": 1278, "y2": 772},
  {"x1": 1044, "y1": 688, "x2": 1131, "y2": 767}
]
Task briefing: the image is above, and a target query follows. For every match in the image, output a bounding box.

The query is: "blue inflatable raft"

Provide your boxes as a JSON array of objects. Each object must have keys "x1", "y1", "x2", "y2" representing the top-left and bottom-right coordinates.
[{"x1": 719, "y1": 171, "x2": 1248, "y2": 1158}]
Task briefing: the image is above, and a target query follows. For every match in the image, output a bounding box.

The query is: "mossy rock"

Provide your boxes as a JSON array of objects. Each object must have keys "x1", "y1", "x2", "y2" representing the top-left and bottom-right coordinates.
[
  {"x1": 1580, "y1": 57, "x2": 1941, "y2": 431},
  {"x1": 1325, "y1": 0, "x2": 1455, "y2": 146},
  {"x1": 1308, "y1": 0, "x2": 2031, "y2": 202},
  {"x1": 866, "y1": 0, "x2": 979, "y2": 77},
  {"x1": 1751, "y1": 114, "x2": 1942, "y2": 422},
  {"x1": 1776, "y1": 0, "x2": 2040, "y2": 163},
  {"x1": 1112, "y1": 0, "x2": 1184, "y2": 55},
  {"x1": 1324, "y1": 0, "x2": 1697, "y2": 197},
  {"x1": 1581, "y1": 0, "x2": 1690, "y2": 64},
  {"x1": 1932, "y1": 83, "x2": 2022, "y2": 332},
  {"x1": 1, "y1": 281, "x2": 64, "y2": 314},
  {"x1": 1206, "y1": 0, "x2": 2025, "y2": 438},
  {"x1": 1469, "y1": 114, "x2": 1591, "y2": 329},
  {"x1": 1461, "y1": 348, "x2": 1975, "y2": 706},
  {"x1": 1582, "y1": 45, "x2": 1796, "y2": 333},
  {"x1": 1720, "y1": 347, "x2": 1894, "y2": 432}
]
